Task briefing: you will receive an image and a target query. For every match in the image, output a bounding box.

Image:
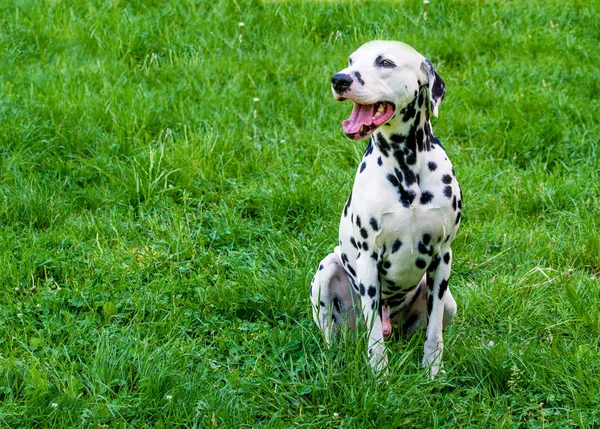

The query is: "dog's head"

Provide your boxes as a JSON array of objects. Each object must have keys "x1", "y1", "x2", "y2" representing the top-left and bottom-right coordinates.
[{"x1": 331, "y1": 41, "x2": 445, "y2": 140}]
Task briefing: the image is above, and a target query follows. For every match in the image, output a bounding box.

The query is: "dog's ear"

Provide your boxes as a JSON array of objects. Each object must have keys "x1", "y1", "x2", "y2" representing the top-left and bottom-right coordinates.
[{"x1": 420, "y1": 59, "x2": 446, "y2": 118}]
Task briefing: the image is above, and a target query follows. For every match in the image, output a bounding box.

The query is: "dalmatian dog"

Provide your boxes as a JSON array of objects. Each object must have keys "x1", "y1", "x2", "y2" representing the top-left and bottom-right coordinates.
[{"x1": 310, "y1": 41, "x2": 461, "y2": 378}]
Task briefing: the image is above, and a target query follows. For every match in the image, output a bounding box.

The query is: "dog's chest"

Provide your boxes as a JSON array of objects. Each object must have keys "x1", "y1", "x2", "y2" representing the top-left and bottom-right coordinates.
[
  {"x1": 338, "y1": 140, "x2": 461, "y2": 288},
  {"x1": 353, "y1": 142, "x2": 458, "y2": 231}
]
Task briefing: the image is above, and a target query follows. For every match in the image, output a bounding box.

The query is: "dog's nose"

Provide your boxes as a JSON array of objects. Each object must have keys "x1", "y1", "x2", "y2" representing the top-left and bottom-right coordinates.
[{"x1": 331, "y1": 73, "x2": 353, "y2": 94}]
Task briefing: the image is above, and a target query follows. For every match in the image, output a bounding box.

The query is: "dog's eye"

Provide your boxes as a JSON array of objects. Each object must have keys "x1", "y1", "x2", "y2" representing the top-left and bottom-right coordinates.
[{"x1": 381, "y1": 59, "x2": 395, "y2": 68}]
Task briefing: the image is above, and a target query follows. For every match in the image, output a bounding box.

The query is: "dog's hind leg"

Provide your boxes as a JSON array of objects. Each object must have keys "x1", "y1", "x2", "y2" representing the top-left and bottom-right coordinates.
[
  {"x1": 442, "y1": 288, "x2": 457, "y2": 330},
  {"x1": 310, "y1": 250, "x2": 359, "y2": 344},
  {"x1": 400, "y1": 274, "x2": 456, "y2": 336}
]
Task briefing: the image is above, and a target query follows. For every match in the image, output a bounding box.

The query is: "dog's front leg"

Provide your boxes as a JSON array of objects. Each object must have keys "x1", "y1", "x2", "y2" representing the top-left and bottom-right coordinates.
[
  {"x1": 356, "y1": 256, "x2": 387, "y2": 373},
  {"x1": 423, "y1": 250, "x2": 453, "y2": 379}
]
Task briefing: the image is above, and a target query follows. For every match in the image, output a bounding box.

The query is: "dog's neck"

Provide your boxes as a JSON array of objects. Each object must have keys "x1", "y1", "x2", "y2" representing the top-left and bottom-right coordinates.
[{"x1": 369, "y1": 85, "x2": 434, "y2": 171}]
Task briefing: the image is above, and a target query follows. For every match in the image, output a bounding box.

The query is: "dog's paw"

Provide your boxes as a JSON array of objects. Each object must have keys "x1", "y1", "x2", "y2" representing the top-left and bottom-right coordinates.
[
  {"x1": 368, "y1": 344, "x2": 388, "y2": 374},
  {"x1": 426, "y1": 364, "x2": 445, "y2": 380},
  {"x1": 422, "y1": 352, "x2": 444, "y2": 380}
]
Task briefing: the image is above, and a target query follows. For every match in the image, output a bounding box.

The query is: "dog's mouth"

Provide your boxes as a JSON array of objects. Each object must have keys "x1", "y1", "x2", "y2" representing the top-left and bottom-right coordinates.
[{"x1": 342, "y1": 101, "x2": 395, "y2": 140}]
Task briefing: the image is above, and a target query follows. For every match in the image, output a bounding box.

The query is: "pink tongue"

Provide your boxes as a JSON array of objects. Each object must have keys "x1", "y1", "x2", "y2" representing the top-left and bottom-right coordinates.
[{"x1": 343, "y1": 103, "x2": 376, "y2": 134}]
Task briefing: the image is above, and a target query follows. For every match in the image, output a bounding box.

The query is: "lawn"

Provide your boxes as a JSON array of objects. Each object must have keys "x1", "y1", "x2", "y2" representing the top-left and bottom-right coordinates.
[{"x1": 0, "y1": 0, "x2": 599, "y2": 427}]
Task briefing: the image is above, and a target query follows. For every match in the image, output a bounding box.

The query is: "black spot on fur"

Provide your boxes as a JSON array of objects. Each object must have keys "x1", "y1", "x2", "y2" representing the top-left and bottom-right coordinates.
[
  {"x1": 392, "y1": 167, "x2": 404, "y2": 183},
  {"x1": 383, "y1": 261, "x2": 391, "y2": 269},
  {"x1": 347, "y1": 265, "x2": 356, "y2": 277},
  {"x1": 387, "y1": 173, "x2": 400, "y2": 188},
  {"x1": 443, "y1": 186, "x2": 453, "y2": 198},
  {"x1": 353, "y1": 70, "x2": 365, "y2": 86},
  {"x1": 364, "y1": 139, "x2": 374, "y2": 157},
  {"x1": 400, "y1": 190, "x2": 416, "y2": 208},
  {"x1": 367, "y1": 286, "x2": 377, "y2": 298},
  {"x1": 391, "y1": 239, "x2": 402, "y2": 253},
  {"x1": 384, "y1": 280, "x2": 400, "y2": 291},
  {"x1": 319, "y1": 264, "x2": 324, "y2": 270},
  {"x1": 402, "y1": 98, "x2": 417, "y2": 122},
  {"x1": 355, "y1": 215, "x2": 361, "y2": 228},
  {"x1": 376, "y1": 134, "x2": 391, "y2": 157},
  {"x1": 438, "y1": 279, "x2": 449, "y2": 300},
  {"x1": 426, "y1": 274, "x2": 434, "y2": 288},
  {"x1": 344, "y1": 191, "x2": 352, "y2": 217},
  {"x1": 427, "y1": 295, "x2": 433, "y2": 315},
  {"x1": 359, "y1": 283, "x2": 365, "y2": 296},
  {"x1": 442, "y1": 174, "x2": 452, "y2": 184},
  {"x1": 350, "y1": 237, "x2": 358, "y2": 249},
  {"x1": 377, "y1": 156, "x2": 383, "y2": 166},
  {"x1": 403, "y1": 169, "x2": 417, "y2": 186},
  {"x1": 418, "y1": 90, "x2": 424, "y2": 107},
  {"x1": 418, "y1": 242, "x2": 429, "y2": 255},
  {"x1": 390, "y1": 133, "x2": 406, "y2": 149},
  {"x1": 420, "y1": 191, "x2": 433, "y2": 204},
  {"x1": 371, "y1": 252, "x2": 378, "y2": 260},
  {"x1": 416, "y1": 128, "x2": 425, "y2": 152},
  {"x1": 360, "y1": 228, "x2": 368, "y2": 239},
  {"x1": 369, "y1": 218, "x2": 379, "y2": 231},
  {"x1": 443, "y1": 252, "x2": 450, "y2": 264},
  {"x1": 458, "y1": 199, "x2": 462, "y2": 210},
  {"x1": 362, "y1": 241, "x2": 369, "y2": 251},
  {"x1": 428, "y1": 256, "x2": 441, "y2": 274},
  {"x1": 387, "y1": 296, "x2": 408, "y2": 307},
  {"x1": 415, "y1": 258, "x2": 427, "y2": 269},
  {"x1": 452, "y1": 196, "x2": 457, "y2": 211},
  {"x1": 422, "y1": 233, "x2": 431, "y2": 245},
  {"x1": 360, "y1": 161, "x2": 367, "y2": 173},
  {"x1": 428, "y1": 162, "x2": 437, "y2": 171},
  {"x1": 456, "y1": 211, "x2": 461, "y2": 224}
]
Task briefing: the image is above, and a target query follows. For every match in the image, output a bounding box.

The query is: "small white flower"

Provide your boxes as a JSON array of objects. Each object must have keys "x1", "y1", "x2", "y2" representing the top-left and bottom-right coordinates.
[
  {"x1": 51, "y1": 403, "x2": 58, "y2": 408},
  {"x1": 17, "y1": 313, "x2": 23, "y2": 318},
  {"x1": 165, "y1": 395, "x2": 173, "y2": 400},
  {"x1": 253, "y1": 97, "x2": 260, "y2": 103},
  {"x1": 238, "y1": 22, "x2": 245, "y2": 27},
  {"x1": 485, "y1": 340, "x2": 495, "y2": 348}
]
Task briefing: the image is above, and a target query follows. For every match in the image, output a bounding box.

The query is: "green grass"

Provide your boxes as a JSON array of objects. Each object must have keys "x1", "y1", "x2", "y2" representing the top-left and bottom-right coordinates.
[{"x1": 0, "y1": 0, "x2": 599, "y2": 427}]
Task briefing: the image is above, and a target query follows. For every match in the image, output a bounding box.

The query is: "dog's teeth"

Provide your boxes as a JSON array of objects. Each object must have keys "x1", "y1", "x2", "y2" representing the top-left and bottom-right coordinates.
[{"x1": 377, "y1": 104, "x2": 384, "y2": 113}]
